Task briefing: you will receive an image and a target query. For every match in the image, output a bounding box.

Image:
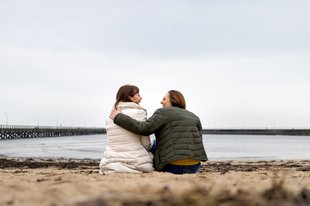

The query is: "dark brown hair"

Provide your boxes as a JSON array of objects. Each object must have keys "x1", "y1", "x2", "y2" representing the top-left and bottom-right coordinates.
[
  {"x1": 168, "y1": 90, "x2": 186, "y2": 109},
  {"x1": 114, "y1": 85, "x2": 139, "y2": 109}
]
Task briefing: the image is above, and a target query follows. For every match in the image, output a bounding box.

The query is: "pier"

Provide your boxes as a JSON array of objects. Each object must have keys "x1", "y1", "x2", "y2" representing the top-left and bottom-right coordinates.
[
  {"x1": 1, "y1": 125, "x2": 310, "y2": 140},
  {"x1": 0, "y1": 125, "x2": 106, "y2": 140}
]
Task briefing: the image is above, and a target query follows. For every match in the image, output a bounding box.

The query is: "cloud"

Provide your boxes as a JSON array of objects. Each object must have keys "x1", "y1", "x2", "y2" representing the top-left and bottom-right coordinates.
[{"x1": 1, "y1": 0, "x2": 310, "y2": 128}]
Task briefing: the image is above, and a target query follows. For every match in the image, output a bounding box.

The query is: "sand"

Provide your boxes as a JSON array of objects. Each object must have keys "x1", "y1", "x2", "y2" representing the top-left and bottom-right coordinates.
[{"x1": 0, "y1": 157, "x2": 309, "y2": 206}]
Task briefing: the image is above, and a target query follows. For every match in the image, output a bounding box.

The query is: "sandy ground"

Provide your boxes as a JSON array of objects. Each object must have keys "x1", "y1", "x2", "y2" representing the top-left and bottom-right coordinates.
[{"x1": 0, "y1": 157, "x2": 309, "y2": 206}]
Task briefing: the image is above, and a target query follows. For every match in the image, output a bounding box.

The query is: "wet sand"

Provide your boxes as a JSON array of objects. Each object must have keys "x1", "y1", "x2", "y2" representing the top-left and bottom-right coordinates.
[{"x1": 0, "y1": 157, "x2": 309, "y2": 206}]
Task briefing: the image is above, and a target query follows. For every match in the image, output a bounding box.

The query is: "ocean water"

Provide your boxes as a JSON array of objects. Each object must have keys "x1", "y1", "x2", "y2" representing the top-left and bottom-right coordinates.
[{"x1": 0, "y1": 134, "x2": 309, "y2": 160}]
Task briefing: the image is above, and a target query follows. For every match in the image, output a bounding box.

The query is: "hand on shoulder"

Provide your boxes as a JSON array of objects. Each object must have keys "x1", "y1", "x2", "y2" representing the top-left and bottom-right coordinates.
[{"x1": 110, "y1": 108, "x2": 122, "y2": 120}]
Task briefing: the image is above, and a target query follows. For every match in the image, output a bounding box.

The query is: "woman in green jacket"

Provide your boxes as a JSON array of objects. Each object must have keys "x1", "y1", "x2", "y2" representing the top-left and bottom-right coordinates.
[{"x1": 109, "y1": 90, "x2": 208, "y2": 174}]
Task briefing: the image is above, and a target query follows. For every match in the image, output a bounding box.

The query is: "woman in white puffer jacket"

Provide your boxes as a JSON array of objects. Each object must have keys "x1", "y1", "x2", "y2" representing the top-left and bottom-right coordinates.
[{"x1": 99, "y1": 85, "x2": 154, "y2": 174}]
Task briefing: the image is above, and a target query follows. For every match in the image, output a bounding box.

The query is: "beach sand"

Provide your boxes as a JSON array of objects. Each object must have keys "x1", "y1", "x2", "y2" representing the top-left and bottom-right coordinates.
[{"x1": 0, "y1": 157, "x2": 309, "y2": 206}]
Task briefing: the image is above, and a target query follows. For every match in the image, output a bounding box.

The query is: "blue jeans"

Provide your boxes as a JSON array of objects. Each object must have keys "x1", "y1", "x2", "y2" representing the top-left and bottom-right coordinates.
[
  {"x1": 150, "y1": 139, "x2": 157, "y2": 155},
  {"x1": 161, "y1": 162, "x2": 201, "y2": 175}
]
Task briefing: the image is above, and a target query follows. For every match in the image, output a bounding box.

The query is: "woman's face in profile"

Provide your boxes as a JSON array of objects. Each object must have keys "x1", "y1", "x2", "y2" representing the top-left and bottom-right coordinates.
[
  {"x1": 161, "y1": 93, "x2": 172, "y2": 108},
  {"x1": 130, "y1": 93, "x2": 142, "y2": 104}
]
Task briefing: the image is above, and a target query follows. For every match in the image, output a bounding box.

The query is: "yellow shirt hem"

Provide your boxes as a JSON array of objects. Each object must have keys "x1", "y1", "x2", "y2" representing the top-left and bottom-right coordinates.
[{"x1": 170, "y1": 159, "x2": 200, "y2": 166}]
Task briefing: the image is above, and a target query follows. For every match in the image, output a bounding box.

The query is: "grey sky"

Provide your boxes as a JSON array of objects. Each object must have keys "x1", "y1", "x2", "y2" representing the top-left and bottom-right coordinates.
[{"x1": 1, "y1": 0, "x2": 310, "y2": 128}]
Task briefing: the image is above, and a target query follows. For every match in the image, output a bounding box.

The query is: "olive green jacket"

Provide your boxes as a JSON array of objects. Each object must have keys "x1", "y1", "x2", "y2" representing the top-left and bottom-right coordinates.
[{"x1": 114, "y1": 106, "x2": 208, "y2": 171}]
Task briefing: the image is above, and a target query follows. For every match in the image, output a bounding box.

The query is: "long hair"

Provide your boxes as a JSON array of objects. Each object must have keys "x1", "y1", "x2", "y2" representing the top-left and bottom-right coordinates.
[
  {"x1": 114, "y1": 84, "x2": 139, "y2": 109},
  {"x1": 168, "y1": 90, "x2": 186, "y2": 109}
]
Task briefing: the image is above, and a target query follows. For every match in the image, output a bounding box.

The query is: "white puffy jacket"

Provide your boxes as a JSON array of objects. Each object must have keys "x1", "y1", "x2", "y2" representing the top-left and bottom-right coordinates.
[{"x1": 99, "y1": 102, "x2": 154, "y2": 174}]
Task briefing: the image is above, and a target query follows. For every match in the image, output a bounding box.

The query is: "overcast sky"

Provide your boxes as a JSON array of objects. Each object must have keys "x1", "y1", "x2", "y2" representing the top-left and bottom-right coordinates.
[{"x1": 1, "y1": 0, "x2": 310, "y2": 129}]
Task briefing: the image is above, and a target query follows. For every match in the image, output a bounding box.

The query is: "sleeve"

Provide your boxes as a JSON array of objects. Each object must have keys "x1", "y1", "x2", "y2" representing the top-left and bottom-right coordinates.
[
  {"x1": 197, "y1": 118, "x2": 203, "y2": 137},
  {"x1": 114, "y1": 108, "x2": 165, "y2": 136}
]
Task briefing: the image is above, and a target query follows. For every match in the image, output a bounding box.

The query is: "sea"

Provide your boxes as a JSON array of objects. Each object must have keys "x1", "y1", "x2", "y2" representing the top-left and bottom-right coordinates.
[{"x1": 0, "y1": 134, "x2": 309, "y2": 160}]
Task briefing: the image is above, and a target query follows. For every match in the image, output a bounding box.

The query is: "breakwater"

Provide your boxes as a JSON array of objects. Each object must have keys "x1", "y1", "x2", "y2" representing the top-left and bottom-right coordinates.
[{"x1": 0, "y1": 125, "x2": 106, "y2": 140}]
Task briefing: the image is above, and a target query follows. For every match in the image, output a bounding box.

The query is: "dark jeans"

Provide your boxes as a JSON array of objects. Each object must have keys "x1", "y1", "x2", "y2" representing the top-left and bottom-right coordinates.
[
  {"x1": 161, "y1": 162, "x2": 201, "y2": 175},
  {"x1": 150, "y1": 139, "x2": 157, "y2": 155}
]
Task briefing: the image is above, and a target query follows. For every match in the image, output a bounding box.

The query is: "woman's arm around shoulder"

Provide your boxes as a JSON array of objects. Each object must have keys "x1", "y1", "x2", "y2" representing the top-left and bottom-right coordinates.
[{"x1": 111, "y1": 108, "x2": 167, "y2": 136}]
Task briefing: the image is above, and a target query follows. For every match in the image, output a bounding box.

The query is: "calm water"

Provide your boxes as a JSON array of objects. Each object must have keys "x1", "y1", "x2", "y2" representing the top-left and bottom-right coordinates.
[{"x1": 0, "y1": 134, "x2": 309, "y2": 160}]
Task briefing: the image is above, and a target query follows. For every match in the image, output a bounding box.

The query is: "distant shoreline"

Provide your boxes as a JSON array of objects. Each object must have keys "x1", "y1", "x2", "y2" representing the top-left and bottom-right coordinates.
[{"x1": 203, "y1": 129, "x2": 310, "y2": 136}]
